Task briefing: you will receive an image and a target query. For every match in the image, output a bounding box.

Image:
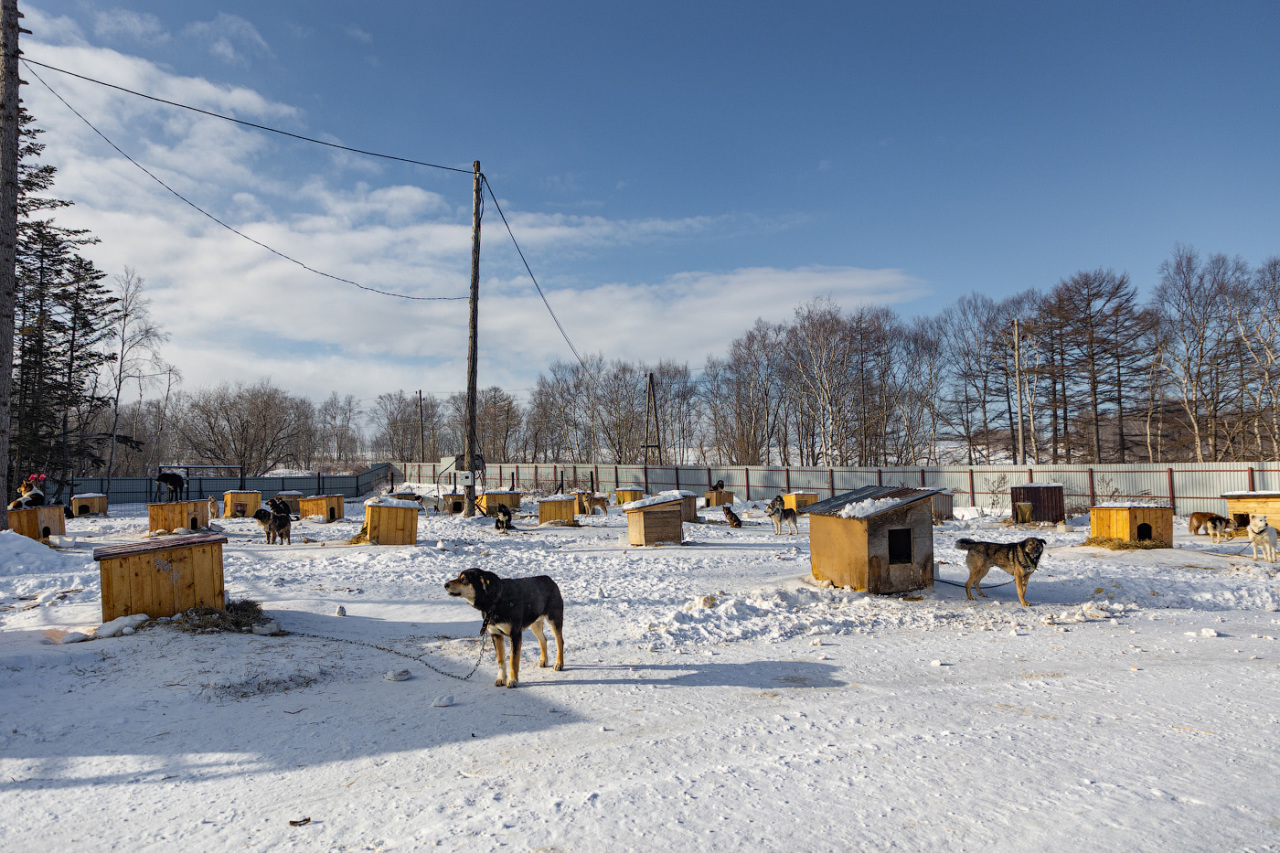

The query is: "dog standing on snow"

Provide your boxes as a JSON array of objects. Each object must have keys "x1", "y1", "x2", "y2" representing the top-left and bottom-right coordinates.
[
  {"x1": 444, "y1": 568, "x2": 565, "y2": 688},
  {"x1": 766, "y1": 501, "x2": 799, "y2": 535},
  {"x1": 1248, "y1": 516, "x2": 1277, "y2": 562}
]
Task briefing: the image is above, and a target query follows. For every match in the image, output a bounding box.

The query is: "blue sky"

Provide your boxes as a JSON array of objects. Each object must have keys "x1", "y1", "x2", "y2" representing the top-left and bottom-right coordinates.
[{"x1": 18, "y1": 1, "x2": 1280, "y2": 401}]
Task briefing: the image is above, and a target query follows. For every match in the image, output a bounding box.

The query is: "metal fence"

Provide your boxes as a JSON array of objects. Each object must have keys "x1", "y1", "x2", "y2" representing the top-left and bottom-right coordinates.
[
  {"x1": 65, "y1": 463, "x2": 394, "y2": 507},
  {"x1": 392, "y1": 461, "x2": 1280, "y2": 516}
]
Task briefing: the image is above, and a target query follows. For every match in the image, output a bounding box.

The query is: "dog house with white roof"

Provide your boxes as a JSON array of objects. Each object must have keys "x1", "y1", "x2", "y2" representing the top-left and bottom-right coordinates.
[
  {"x1": 222, "y1": 490, "x2": 261, "y2": 518},
  {"x1": 1222, "y1": 491, "x2": 1280, "y2": 531},
  {"x1": 299, "y1": 494, "x2": 345, "y2": 523},
  {"x1": 804, "y1": 486, "x2": 941, "y2": 594},
  {"x1": 71, "y1": 493, "x2": 108, "y2": 517},
  {"x1": 1090, "y1": 503, "x2": 1173, "y2": 545},
  {"x1": 362, "y1": 497, "x2": 419, "y2": 545},
  {"x1": 537, "y1": 495, "x2": 578, "y2": 525},
  {"x1": 622, "y1": 492, "x2": 686, "y2": 546}
]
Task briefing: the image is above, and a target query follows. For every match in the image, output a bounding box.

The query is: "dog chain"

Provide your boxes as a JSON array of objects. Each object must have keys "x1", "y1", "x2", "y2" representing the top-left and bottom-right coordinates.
[{"x1": 286, "y1": 617, "x2": 491, "y2": 681}]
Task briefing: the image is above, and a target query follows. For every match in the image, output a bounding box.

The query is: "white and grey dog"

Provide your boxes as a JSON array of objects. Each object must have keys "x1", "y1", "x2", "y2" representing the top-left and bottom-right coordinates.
[
  {"x1": 766, "y1": 501, "x2": 799, "y2": 535},
  {"x1": 1248, "y1": 515, "x2": 1277, "y2": 562}
]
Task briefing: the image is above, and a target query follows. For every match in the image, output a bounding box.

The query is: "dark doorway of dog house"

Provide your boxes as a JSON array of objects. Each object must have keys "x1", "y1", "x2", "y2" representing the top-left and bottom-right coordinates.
[
  {"x1": 329, "y1": 506, "x2": 337, "y2": 521},
  {"x1": 78, "y1": 505, "x2": 90, "y2": 516},
  {"x1": 887, "y1": 528, "x2": 913, "y2": 564},
  {"x1": 41, "y1": 525, "x2": 52, "y2": 538},
  {"x1": 1137, "y1": 522, "x2": 1153, "y2": 541},
  {"x1": 232, "y1": 501, "x2": 248, "y2": 517}
]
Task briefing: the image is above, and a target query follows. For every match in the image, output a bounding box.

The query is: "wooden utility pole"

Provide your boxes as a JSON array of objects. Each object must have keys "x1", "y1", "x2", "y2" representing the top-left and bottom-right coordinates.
[
  {"x1": 462, "y1": 161, "x2": 481, "y2": 517},
  {"x1": 416, "y1": 389, "x2": 425, "y2": 463},
  {"x1": 1012, "y1": 318, "x2": 1025, "y2": 465},
  {"x1": 0, "y1": 0, "x2": 23, "y2": 531}
]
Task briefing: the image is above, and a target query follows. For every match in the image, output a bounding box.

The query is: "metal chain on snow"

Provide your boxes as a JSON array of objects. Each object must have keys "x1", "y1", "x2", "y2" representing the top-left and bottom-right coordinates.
[{"x1": 286, "y1": 612, "x2": 494, "y2": 682}]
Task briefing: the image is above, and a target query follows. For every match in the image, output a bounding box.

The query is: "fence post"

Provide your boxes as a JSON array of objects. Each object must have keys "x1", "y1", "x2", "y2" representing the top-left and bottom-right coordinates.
[
  {"x1": 1167, "y1": 468, "x2": 1176, "y2": 514},
  {"x1": 920, "y1": 468, "x2": 926, "y2": 487},
  {"x1": 829, "y1": 469, "x2": 835, "y2": 498},
  {"x1": 1249, "y1": 466, "x2": 1256, "y2": 491},
  {"x1": 785, "y1": 468, "x2": 791, "y2": 493},
  {"x1": 968, "y1": 469, "x2": 975, "y2": 508},
  {"x1": 877, "y1": 468, "x2": 883, "y2": 487},
  {"x1": 745, "y1": 468, "x2": 750, "y2": 501},
  {"x1": 643, "y1": 465, "x2": 649, "y2": 493},
  {"x1": 675, "y1": 467, "x2": 680, "y2": 491},
  {"x1": 1088, "y1": 468, "x2": 1096, "y2": 506}
]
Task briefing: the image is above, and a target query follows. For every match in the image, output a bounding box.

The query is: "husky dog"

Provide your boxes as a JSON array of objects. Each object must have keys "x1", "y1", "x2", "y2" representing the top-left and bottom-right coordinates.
[
  {"x1": 1248, "y1": 516, "x2": 1277, "y2": 562},
  {"x1": 955, "y1": 537, "x2": 1047, "y2": 606},
  {"x1": 722, "y1": 505, "x2": 742, "y2": 528},
  {"x1": 494, "y1": 503, "x2": 514, "y2": 532},
  {"x1": 8, "y1": 476, "x2": 46, "y2": 510},
  {"x1": 766, "y1": 502, "x2": 798, "y2": 535},
  {"x1": 207, "y1": 495, "x2": 219, "y2": 519}
]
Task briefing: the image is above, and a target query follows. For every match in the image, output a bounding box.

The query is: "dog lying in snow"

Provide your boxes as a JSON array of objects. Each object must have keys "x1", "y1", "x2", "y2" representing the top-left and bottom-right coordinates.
[{"x1": 444, "y1": 568, "x2": 565, "y2": 688}]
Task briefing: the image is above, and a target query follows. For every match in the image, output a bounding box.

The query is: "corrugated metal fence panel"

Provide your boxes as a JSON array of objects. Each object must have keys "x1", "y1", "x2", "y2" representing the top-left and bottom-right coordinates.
[
  {"x1": 73, "y1": 464, "x2": 394, "y2": 507},
  {"x1": 388, "y1": 462, "x2": 1280, "y2": 517}
]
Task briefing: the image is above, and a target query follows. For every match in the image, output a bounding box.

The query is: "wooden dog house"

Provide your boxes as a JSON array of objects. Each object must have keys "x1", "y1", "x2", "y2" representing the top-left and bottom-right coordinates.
[
  {"x1": 1010, "y1": 483, "x2": 1065, "y2": 523},
  {"x1": 616, "y1": 488, "x2": 644, "y2": 506},
  {"x1": 538, "y1": 495, "x2": 578, "y2": 525},
  {"x1": 93, "y1": 534, "x2": 227, "y2": 621},
  {"x1": 299, "y1": 494, "x2": 345, "y2": 523},
  {"x1": 622, "y1": 494, "x2": 685, "y2": 546},
  {"x1": 274, "y1": 490, "x2": 303, "y2": 515},
  {"x1": 148, "y1": 500, "x2": 209, "y2": 534},
  {"x1": 478, "y1": 490, "x2": 521, "y2": 516},
  {"x1": 783, "y1": 492, "x2": 819, "y2": 512},
  {"x1": 805, "y1": 486, "x2": 940, "y2": 595},
  {"x1": 9, "y1": 506, "x2": 66, "y2": 541},
  {"x1": 1090, "y1": 504, "x2": 1173, "y2": 545},
  {"x1": 362, "y1": 498, "x2": 419, "y2": 545},
  {"x1": 931, "y1": 491, "x2": 954, "y2": 523},
  {"x1": 440, "y1": 492, "x2": 467, "y2": 515},
  {"x1": 222, "y1": 490, "x2": 261, "y2": 518},
  {"x1": 71, "y1": 493, "x2": 108, "y2": 517},
  {"x1": 704, "y1": 489, "x2": 735, "y2": 507},
  {"x1": 1222, "y1": 491, "x2": 1280, "y2": 531}
]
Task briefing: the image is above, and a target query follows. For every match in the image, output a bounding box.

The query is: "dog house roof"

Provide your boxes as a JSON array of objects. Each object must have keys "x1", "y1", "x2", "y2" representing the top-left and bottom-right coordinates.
[{"x1": 803, "y1": 486, "x2": 943, "y2": 518}]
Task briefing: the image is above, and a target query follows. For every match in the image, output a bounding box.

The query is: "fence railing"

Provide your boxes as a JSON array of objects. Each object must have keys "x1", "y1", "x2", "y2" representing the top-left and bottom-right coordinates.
[
  {"x1": 64, "y1": 463, "x2": 394, "y2": 506},
  {"x1": 391, "y1": 461, "x2": 1279, "y2": 517}
]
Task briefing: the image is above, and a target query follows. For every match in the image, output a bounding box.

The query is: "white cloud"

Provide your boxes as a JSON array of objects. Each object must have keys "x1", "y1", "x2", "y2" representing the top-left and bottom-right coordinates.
[
  {"x1": 345, "y1": 25, "x2": 373, "y2": 44},
  {"x1": 93, "y1": 9, "x2": 170, "y2": 44},
  {"x1": 16, "y1": 34, "x2": 929, "y2": 403},
  {"x1": 184, "y1": 13, "x2": 272, "y2": 66}
]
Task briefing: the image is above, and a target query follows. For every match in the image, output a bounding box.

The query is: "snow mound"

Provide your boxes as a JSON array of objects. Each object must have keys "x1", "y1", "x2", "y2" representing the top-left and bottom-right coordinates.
[{"x1": 0, "y1": 530, "x2": 72, "y2": 577}]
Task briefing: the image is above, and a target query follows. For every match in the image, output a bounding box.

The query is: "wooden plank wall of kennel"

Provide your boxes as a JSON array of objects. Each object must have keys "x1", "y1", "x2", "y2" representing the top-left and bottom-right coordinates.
[
  {"x1": 1009, "y1": 484, "x2": 1065, "y2": 523},
  {"x1": 538, "y1": 498, "x2": 577, "y2": 524},
  {"x1": 783, "y1": 492, "x2": 819, "y2": 512},
  {"x1": 8, "y1": 506, "x2": 66, "y2": 541},
  {"x1": 148, "y1": 500, "x2": 209, "y2": 533},
  {"x1": 809, "y1": 500, "x2": 935, "y2": 595},
  {"x1": 616, "y1": 488, "x2": 644, "y2": 506},
  {"x1": 1090, "y1": 506, "x2": 1174, "y2": 543},
  {"x1": 93, "y1": 534, "x2": 227, "y2": 621},
  {"x1": 704, "y1": 490, "x2": 735, "y2": 507},
  {"x1": 299, "y1": 495, "x2": 345, "y2": 522},
  {"x1": 364, "y1": 504, "x2": 419, "y2": 545},
  {"x1": 624, "y1": 503, "x2": 684, "y2": 546}
]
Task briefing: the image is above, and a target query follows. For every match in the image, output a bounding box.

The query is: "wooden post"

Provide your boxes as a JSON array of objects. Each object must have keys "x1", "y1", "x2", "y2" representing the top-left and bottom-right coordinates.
[
  {"x1": 1088, "y1": 468, "x2": 1096, "y2": 506},
  {"x1": 745, "y1": 468, "x2": 750, "y2": 500},
  {"x1": 463, "y1": 160, "x2": 482, "y2": 517},
  {"x1": 829, "y1": 469, "x2": 835, "y2": 498},
  {"x1": 1167, "y1": 467, "x2": 1176, "y2": 514},
  {"x1": 0, "y1": 0, "x2": 20, "y2": 531},
  {"x1": 785, "y1": 468, "x2": 791, "y2": 492},
  {"x1": 1249, "y1": 466, "x2": 1256, "y2": 491},
  {"x1": 968, "y1": 469, "x2": 976, "y2": 508}
]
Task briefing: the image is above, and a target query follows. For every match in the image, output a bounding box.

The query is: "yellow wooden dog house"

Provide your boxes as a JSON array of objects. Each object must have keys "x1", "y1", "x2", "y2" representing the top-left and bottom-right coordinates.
[
  {"x1": 1090, "y1": 503, "x2": 1173, "y2": 544},
  {"x1": 538, "y1": 495, "x2": 578, "y2": 525},
  {"x1": 9, "y1": 506, "x2": 66, "y2": 541},
  {"x1": 1222, "y1": 491, "x2": 1280, "y2": 531},
  {"x1": 806, "y1": 486, "x2": 940, "y2": 595},
  {"x1": 148, "y1": 500, "x2": 209, "y2": 534},
  {"x1": 299, "y1": 494, "x2": 345, "y2": 523},
  {"x1": 93, "y1": 534, "x2": 227, "y2": 621},
  {"x1": 783, "y1": 492, "x2": 819, "y2": 512},
  {"x1": 616, "y1": 488, "x2": 644, "y2": 506},
  {"x1": 704, "y1": 489, "x2": 735, "y2": 507},
  {"x1": 71, "y1": 493, "x2": 108, "y2": 517},
  {"x1": 362, "y1": 497, "x2": 419, "y2": 545},
  {"x1": 222, "y1": 490, "x2": 261, "y2": 518},
  {"x1": 622, "y1": 493, "x2": 685, "y2": 546}
]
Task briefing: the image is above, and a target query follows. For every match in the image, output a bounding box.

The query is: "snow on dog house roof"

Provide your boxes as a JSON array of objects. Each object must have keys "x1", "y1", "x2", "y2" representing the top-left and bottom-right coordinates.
[{"x1": 803, "y1": 485, "x2": 943, "y2": 518}]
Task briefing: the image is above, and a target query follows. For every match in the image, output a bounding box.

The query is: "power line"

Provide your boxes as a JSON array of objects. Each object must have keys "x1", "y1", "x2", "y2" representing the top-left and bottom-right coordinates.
[
  {"x1": 19, "y1": 56, "x2": 473, "y2": 175},
  {"x1": 24, "y1": 61, "x2": 468, "y2": 303}
]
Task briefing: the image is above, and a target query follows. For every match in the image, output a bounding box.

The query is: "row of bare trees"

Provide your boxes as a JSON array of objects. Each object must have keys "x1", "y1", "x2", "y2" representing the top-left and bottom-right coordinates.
[{"x1": 90, "y1": 244, "x2": 1280, "y2": 475}]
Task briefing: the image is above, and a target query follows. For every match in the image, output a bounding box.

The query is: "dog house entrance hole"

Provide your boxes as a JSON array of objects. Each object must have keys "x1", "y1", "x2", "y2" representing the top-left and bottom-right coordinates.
[
  {"x1": 1136, "y1": 522, "x2": 1153, "y2": 541},
  {"x1": 77, "y1": 504, "x2": 91, "y2": 516},
  {"x1": 233, "y1": 501, "x2": 248, "y2": 517},
  {"x1": 1233, "y1": 513, "x2": 1251, "y2": 529},
  {"x1": 449, "y1": 500, "x2": 462, "y2": 514},
  {"x1": 190, "y1": 516, "x2": 200, "y2": 530},
  {"x1": 41, "y1": 526, "x2": 51, "y2": 538},
  {"x1": 887, "y1": 528, "x2": 913, "y2": 564},
  {"x1": 328, "y1": 506, "x2": 337, "y2": 521}
]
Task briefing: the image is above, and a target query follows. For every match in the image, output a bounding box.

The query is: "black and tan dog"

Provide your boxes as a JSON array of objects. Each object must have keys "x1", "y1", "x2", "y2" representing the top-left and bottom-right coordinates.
[
  {"x1": 710, "y1": 479, "x2": 725, "y2": 493},
  {"x1": 444, "y1": 568, "x2": 565, "y2": 688},
  {"x1": 722, "y1": 505, "x2": 742, "y2": 528},
  {"x1": 493, "y1": 503, "x2": 514, "y2": 532},
  {"x1": 955, "y1": 537, "x2": 1047, "y2": 607},
  {"x1": 266, "y1": 497, "x2": 292, "y2": 545}
]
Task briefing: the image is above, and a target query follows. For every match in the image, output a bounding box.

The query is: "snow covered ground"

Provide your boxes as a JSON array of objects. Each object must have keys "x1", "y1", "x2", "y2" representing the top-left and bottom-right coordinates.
[{"x1": 2, "y1": 494, "x2": 1279, "y2": 851}]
